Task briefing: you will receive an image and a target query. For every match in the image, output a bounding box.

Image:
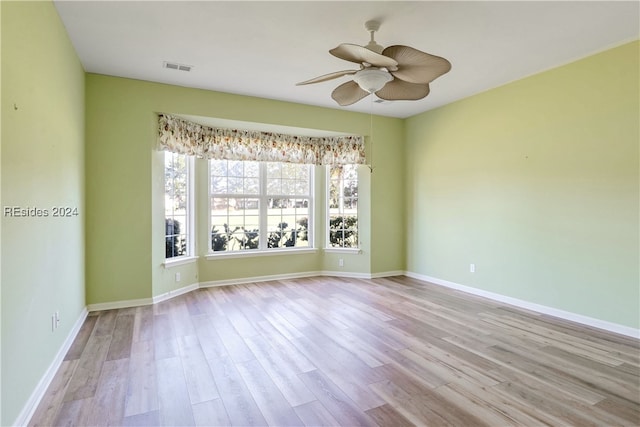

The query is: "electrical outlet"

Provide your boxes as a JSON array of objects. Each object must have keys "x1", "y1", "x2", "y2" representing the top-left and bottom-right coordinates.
[
  {"x1": 175, "y1": 272, "x2": 181, "y2": 282},
  {"x1": 52, "y1": 311, "x2": 60, "y2": 331},
  {"x1": 339, "y1": 258, "x2": 344, "y2": 267},
  {"x1": 470, "y1": 263, "x2": 476, "y2": 273}
]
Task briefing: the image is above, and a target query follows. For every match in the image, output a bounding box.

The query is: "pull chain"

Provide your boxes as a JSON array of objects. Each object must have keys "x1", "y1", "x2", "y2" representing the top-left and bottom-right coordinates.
[{"x1": 368, "y1": 94, "x2": 374, "y2": 173}]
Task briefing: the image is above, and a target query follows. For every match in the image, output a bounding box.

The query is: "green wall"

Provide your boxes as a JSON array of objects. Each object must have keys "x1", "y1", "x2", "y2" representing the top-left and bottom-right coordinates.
[
  {"x1": 406, "y1": 41, "x2": 639, "y2": 329},
  {"x1": 85, "y1": 74, "x2": 406, "y2": 304},
  {"x1": 1, "y1": 2, "x2": 86, "y2": 424}
]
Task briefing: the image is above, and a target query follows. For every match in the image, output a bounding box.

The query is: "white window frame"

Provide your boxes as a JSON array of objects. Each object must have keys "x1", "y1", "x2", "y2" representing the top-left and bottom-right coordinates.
[
  {"x1": 207, "y1": 160, "x2": 314, "y2": 257},
  {"x1": 326, "y1": 164, "x2": 359, "y2": 251},
  {"x1": 164, "y1": 152, "x2": 195, "y2": 263}
]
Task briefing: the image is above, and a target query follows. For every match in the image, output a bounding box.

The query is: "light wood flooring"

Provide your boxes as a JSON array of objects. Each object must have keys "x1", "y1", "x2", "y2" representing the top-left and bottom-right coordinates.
[{"x1": 29, "y1": 276, "x2": 639, "y2": 426}]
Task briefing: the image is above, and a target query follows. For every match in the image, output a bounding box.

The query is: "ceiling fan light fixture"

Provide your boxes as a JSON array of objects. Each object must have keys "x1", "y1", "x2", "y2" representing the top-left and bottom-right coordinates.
[{"x1": 353, "y1": 68, "x2": 392, "y2": 93}]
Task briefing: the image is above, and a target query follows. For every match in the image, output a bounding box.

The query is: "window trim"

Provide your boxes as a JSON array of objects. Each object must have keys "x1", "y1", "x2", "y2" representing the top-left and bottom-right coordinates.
[
  {"x1": 205, "y1": 247, "x2": 318, "y2": 260},
  {"x1": 163, "y1": 255, "x2": 198, "y2": 268},
  {"x1": 325, "y1": 164, "x2": 359, "y2": 250},
  {"x1": 164, "y1": 152, "x2": 195, "y2": 261},
  {"x1": 207, "y1": 160, "x2": 314, "y2": 255}
]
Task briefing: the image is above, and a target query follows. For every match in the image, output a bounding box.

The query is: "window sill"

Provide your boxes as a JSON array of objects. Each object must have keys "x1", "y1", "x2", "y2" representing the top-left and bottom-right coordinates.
[
  {"x1": 163, "y1": 256, "x2": 198, "y2": 267},
  {"x1": 324, "y1": 247, "x2": 362, "y2": 254},
  {"x1": 206, "y1": 247, "x2": 318, "y2": 260}
]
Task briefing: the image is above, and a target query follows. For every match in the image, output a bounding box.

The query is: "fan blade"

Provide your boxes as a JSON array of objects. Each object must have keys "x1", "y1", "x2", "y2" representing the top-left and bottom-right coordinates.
[
  {"x1": 383, "y1": 45, "x2": 451, "y2": 84},
  {"x1": 375, "y1": 79, "x2": 430, "y2": 101},
  {"x1": 331, "y1": 81, "x2": 369, "y2": 106},
  {"x1": 330, "y1": 43, "x2": 398, "y2": 68},
  {"x1": 296, "y1": 69, "x2": 359, "y2": 86}
]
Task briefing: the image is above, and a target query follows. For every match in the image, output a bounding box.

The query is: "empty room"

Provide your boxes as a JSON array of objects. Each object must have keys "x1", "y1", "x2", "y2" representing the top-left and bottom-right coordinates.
[{"x1": 1, "y1": 1, "x2": 639, "y2": 426}]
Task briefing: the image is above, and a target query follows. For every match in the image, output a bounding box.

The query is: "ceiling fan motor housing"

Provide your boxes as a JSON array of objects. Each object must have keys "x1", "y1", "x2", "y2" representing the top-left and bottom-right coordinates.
[{"x1": 353, "y1": 68, "x2": 393, "y2": 93}]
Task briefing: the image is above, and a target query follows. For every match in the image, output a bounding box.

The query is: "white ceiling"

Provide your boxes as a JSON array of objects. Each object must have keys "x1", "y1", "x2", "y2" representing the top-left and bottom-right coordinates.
[{"x1": 54, "y1": 1, "x2": 639, "y2": 119}]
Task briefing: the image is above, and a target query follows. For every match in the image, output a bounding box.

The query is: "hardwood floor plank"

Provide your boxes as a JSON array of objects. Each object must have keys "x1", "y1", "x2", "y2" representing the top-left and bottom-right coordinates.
[
  {"x1": 152, "y1": 313, "x2": 175, "y2": 342},
  {"x1": 206, "y1": 355, "x2": 268, "y2": 426},
  {"x1": 365, "y1": 403, "x2": 416, "y2": 427},
  {"x1": 93, "y1": 309, "x2": 118, "y2": 336},
  {"x1": 62, "y1": 334, "x2": 112, "y2": 402},
  {"x1": 243, "y1": 335, "x2": 316, "y2": 407},
  {"x1": 442, "y1": 379, "x2": 562, "y2": 426},
  {"x1": 191, "y1": 314, "x2": 229, "y2": 360},
  {"x1": 169, "y1": 298, "x2": 197, "y2": 337},
  {"x1": 403, "y1": 342, "x2": 505, "y2": 387},
  {"x1": 191, "y1": 399, "x2": 231, "y2": 427},
  {"x1": 492, "y1": 380, "x2": 622, "y2": 427},
  {"x1": 369, "y1": 379, "x2": 456, "y2": 426},
  {"x1": 84, "y1": 358, "x2": 129, "y2": 426},
  {"x1": 28, "y1": 360, "x2": 78, "y2": 427},
  {"x1": 52, "y1": 397, "x2": 93, "y2": 427},
  {"x1": 122, "y1": 410, "x2": 161, "y2": 427},
  {"x1": 261, "y1": 307, "x2": 305, "y2": 340},
  {"x1": 254, "y1": 319, "x2": 316, "y2": 373},
  {"x1": 372, "y1": 363, "x2": 490, "y2": 426},
  {"x1": 298, "y1": 369, "x2": 377, "y2": 427},
  {"x1": 177, "y1": 335, "x2": 220, "y2": 404},
  {"x1": 106, "y1": 314, "x2": 134, "y2": 361},
  {"x1": 293, "y1": 400, "x2": 342, "y2": 426},
  {"x1": 210, "y1": 314, "x2": 256, "y2": 363},
  {"x1": 291, "y1": 335, "x2": 386, "y2": 410},
  {"x1": 594, "y1": 396, "x2": 640, "y2": 425},
  {"x1": 156, "y1": 357, "x2": 196, "y2": 426},
  {"x1": 236, "y1": 358, "x2": 304, "y2": 426},
  {"x1": 124, "y1": 340, "x2": 159, "y2": 417},
  {"x1": 64, "y1": 316, "x2": 98, "y2": 361},
  {"x1": 132, "y1": 305, "x2": 154, "y2": 343}
]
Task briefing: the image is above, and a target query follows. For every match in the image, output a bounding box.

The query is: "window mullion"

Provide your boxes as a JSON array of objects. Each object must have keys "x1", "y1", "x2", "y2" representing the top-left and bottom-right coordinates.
[{"x1": 259, "y1": 163, "x2": 267, "y2": 250}]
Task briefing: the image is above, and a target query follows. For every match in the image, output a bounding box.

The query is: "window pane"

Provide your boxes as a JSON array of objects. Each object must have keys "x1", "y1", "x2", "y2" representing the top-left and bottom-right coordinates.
[
  {"x1": 245, "y1": 178, "x2": 259, "y2": 194},
  {"x1": 245, "y1": 161, "x2": 259, "y2": 177},
  {"x1": 267, "y1": 178, "x2": 280, "y2": 194},
  {"x1": 226, "y1": 177, "x2": 241, "y2": 193},
  {"x1": 212, "y1": 176, "x2": 227, "y2": 194},
  {"x1": 165, "y1": 152, "x2": 190, "y2": 258},
  {"x1": 267, "y1": 162, "x2": 280, "y2": 179},
  {"x1": 210, "y1": 160, "x2": 227, "y2": 176},
  {"x1": 281, "y1": 179, "x2": 294, "y2": 195},
  {"x1": 327, "y1": 164, "x2": 358, "y2": 248},
  {"x1": 228, "y1": 160, "x2": 244, "y2": 177}
]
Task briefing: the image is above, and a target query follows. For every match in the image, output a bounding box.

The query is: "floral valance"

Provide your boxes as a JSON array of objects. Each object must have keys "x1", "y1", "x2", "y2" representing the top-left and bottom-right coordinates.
[{"x1": 158, "y1": 114, "x2": 365, "y2": 166}]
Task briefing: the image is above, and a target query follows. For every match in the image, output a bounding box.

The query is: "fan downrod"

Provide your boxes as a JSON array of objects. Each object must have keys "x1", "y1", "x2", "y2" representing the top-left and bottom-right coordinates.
[{"x1": 364, "y1": 20, "x2": 384, "y2": 54}]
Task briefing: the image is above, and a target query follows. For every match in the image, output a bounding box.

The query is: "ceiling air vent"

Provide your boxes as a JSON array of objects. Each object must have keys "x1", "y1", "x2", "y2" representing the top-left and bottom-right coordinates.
[{"x1": 163, "y1": 61, "x2": 192, "y2": 72}]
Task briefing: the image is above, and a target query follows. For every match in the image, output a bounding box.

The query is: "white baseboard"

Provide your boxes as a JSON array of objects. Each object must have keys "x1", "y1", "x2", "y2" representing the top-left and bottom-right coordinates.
[
  {"x1": 320, "y1": 270, "x2": 372, "y2": 279},
  {"x1": 87, "y1": 297, "x2": 152, "y2": 312},
  {"x1": 14, "y1": 307, "x2": 88, "y2": 427},
  {"x1": 405, "y1": 271, "x2": 640, "y2": 339},
  {"x1": 200, "y1": 271, "x2": 322, "y2": 288},
  {"x1": 199, "y1": 270, "x2": 402, "y2": 287},
  {"x1": 371, "y1": 270, "x2": 405, "y2": 279},
  {"x1": 153, "y1": 283, "x2": 199, "y2": 304}
]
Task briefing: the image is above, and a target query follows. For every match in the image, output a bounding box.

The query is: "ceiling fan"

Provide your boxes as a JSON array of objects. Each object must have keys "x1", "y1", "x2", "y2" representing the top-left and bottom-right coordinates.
[{"x1": 297, "y1": 20, "x2": 452, "y2": 106}]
